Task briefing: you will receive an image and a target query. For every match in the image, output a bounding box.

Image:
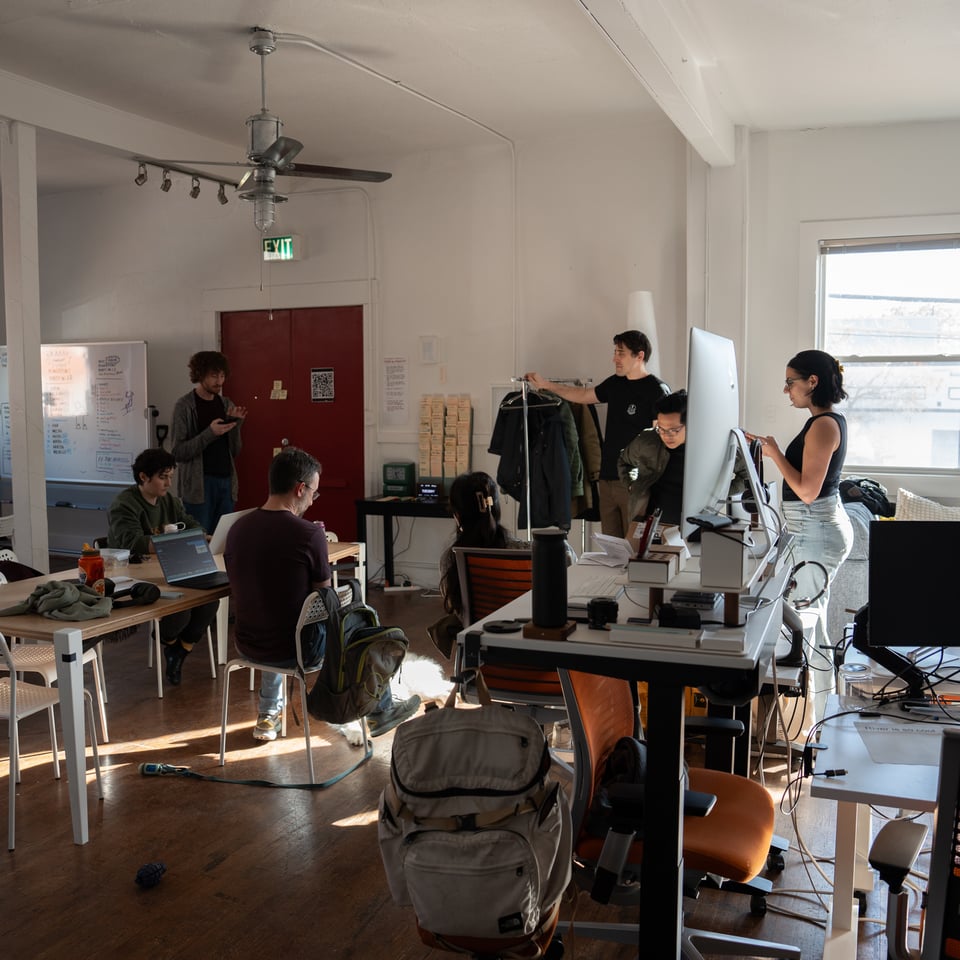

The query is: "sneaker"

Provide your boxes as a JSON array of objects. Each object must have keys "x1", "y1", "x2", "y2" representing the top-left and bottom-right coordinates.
[
  {"x1": 367, "y1": 695, "x2": 421, "y2": 738},
  {"x1": 253, "y1": 714, "x2": 282, "y2": 742}
]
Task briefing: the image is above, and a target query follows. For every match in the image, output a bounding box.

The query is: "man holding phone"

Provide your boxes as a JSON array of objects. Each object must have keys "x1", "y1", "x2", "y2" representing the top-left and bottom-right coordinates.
[{"x1": 171, "y1": 350, "x2": 247, "y2": 533}]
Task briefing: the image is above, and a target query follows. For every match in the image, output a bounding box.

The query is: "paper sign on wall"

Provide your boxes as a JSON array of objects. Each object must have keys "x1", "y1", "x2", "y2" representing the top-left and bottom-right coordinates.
[
  {"x1": 311, "y1": 367, "x2": 334, "y2": 402},
  {"x1": 382, "y1": 357, "x2": 408, "y2": 425}
]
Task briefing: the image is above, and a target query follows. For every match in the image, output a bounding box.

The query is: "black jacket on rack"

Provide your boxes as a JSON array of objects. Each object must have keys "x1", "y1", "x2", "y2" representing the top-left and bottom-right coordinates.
[{"x1": 489, "y1": 391, "x2": 572, "y2": 530}]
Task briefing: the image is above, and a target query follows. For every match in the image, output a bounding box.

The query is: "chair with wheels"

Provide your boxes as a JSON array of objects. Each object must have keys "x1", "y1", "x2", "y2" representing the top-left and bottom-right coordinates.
[
  {"x1": 558, "y1": 667, "x2": 799, "y2": 959},
  {"x1": 452, "y1": 547, "x2": 567, "y2": 727},
  {"x1": 219, "y1": 584, "x2": 372, "y2": 785},
  {"x1": 1, "y1": 631, "x2": 103, "y2": 850}
]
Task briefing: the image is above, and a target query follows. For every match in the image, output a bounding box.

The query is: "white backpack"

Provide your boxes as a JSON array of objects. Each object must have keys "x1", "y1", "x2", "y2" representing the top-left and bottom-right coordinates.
[{"x1": 378, "y1": 679, "x2": 571, "y2": 950}]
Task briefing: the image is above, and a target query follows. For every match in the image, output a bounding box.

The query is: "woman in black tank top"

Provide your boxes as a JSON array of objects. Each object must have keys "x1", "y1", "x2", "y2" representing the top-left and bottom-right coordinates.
[{"x1": 745, "y1": 350, "x2": 854, "y2": 729}]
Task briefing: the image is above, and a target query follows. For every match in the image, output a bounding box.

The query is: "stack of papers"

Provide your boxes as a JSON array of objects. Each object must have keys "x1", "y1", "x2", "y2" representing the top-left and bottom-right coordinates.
[{"x1": 579, "y1": 533, "x2": 633, "y2": 567}]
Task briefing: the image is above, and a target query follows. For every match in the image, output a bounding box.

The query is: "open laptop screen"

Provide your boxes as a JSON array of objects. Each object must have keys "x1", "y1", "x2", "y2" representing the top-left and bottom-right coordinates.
[{"x1": 152, "y1": 529, "x2": 220, "y2": 583}]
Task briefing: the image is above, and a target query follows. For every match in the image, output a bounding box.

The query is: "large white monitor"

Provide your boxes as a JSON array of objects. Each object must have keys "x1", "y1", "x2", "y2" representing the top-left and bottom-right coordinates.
[{"x1": 680, "y1": 328, "x2": 741, "y2": 540}]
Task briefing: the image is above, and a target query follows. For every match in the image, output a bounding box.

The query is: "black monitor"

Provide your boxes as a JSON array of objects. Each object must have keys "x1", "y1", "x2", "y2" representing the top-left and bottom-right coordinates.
[{"x1": 850, "y1": 519, "x2": 956, "y2": 699}]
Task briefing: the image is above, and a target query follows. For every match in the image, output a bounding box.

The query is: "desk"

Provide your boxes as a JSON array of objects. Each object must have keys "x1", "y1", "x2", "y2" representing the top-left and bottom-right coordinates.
[
  {"x1": 0, "y1": 559, "x2": 230, "y2": 845},
  {"x1": 462, "y1": 559, "x2": 789, "y2": 959},
  {"x1": 355, "y1": 497, "x2": 449, "y2": 586},
  {"x1": 810, "y1": 696, "x2": 942, "y2": 959}
]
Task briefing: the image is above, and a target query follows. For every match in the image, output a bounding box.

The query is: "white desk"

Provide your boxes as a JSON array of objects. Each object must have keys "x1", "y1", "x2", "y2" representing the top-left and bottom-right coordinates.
[
  {"x1": 810, "y1": 696, "x2": 943, "y2": 959},
  {"x1": 461, "y1": 557, "x2": 789, "y2": 959}
]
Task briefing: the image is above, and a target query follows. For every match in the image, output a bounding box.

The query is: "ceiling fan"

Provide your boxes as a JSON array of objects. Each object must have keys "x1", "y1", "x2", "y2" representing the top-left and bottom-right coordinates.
[{"x1": 137, "y1": 27, "x2": 391, "y2": 232}]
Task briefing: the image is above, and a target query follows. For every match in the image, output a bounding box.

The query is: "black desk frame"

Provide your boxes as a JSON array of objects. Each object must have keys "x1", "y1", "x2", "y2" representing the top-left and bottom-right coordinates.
[
  {"x1": 462, "y1": 562, "x2": 787, "y2": 959},
  {"x1": 354, "y1": 497, "x2": 450, "y2": 586}
]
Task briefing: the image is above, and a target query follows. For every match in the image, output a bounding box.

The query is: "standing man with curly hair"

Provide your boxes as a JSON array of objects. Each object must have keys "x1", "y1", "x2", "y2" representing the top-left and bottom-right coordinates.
[{"x1": 171, "y1": 350, "x2": 248, "y2": 534}]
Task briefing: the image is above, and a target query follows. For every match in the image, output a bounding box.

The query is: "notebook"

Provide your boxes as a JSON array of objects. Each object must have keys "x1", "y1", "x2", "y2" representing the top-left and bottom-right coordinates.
[
  {"x1": 208, "y1": 507, "x2": 255, "y2": 555},
  {"x1": 151, "y1": 528, "x2": 231, "y2": 589}
]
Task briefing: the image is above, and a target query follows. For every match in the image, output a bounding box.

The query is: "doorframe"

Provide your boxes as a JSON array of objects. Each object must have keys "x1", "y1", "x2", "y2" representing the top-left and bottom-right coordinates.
[{"x1": 200, "y1": 280, "x2": 379, "y2": 497}]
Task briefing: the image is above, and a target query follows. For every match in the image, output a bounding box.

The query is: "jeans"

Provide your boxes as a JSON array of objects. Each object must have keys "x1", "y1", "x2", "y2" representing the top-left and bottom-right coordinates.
[
  {"x1": 184, "y1": 474, "x2": 234, "y2": 535},
  {"x1": 782, "y1": 494, "x2": 854, "y2": 720}
]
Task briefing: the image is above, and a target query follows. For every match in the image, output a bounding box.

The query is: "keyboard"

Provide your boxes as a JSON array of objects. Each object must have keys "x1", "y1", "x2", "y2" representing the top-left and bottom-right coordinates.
[{"x1": 568, "y1": 573, "x2": 626, "y2": 608}]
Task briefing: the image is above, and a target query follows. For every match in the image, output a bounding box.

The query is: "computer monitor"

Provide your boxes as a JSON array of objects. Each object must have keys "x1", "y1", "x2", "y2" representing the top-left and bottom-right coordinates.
[
  {"x1": 680, "y1": 328, "x2": 770, "y2": 543},
  {"x1": 867, "y1": 520, "x2": 955, "y2": 648}
]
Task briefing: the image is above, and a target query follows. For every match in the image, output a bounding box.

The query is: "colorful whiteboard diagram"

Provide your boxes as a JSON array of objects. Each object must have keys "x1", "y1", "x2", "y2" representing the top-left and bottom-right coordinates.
[{"x1": 0, "y1": 341, "x2": 149, "y2": 483}]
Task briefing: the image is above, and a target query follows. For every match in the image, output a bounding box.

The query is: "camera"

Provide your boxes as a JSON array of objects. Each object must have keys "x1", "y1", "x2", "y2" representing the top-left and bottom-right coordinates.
[{"x1": 587, "y1": 596, "x2": 619, "y2": 630}]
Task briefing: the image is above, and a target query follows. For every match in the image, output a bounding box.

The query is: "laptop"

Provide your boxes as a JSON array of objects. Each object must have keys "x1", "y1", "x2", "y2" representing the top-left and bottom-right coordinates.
[
  {"x1": 151, "y1": 528, "x2": 231, "y2": 589},
  {"x1": 208, "y1": 507, "x2": 255, "y2": 555}
]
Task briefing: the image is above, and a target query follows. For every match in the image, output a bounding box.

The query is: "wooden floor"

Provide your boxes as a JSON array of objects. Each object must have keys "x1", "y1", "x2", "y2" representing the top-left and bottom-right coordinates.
[{"x1": 2, "y1": 583, "x2": 928, "y2": 959}]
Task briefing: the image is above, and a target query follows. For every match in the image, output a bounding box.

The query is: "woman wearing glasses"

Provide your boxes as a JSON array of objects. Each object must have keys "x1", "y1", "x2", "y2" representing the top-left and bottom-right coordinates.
[
  {"x1": 746, "y1": 350, "x2": 854, "y2": 716},
  {"x1": 617, "y1": 390, "x2": 690, "y2": 525}
]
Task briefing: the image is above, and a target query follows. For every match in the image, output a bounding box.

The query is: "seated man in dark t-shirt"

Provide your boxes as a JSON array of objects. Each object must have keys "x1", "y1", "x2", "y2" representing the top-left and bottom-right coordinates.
[{"x1": 224, "y1": 447, "x2": 419, "y2": 742}]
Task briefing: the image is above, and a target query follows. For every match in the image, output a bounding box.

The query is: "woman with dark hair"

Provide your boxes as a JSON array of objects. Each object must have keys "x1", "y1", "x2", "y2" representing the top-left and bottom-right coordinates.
[
  {"x1": 438, "y1": 472, "x2": 520, "y2": 622},
  {"x1": 746, "y1": 350, "x2": 854, "y2": 716}
]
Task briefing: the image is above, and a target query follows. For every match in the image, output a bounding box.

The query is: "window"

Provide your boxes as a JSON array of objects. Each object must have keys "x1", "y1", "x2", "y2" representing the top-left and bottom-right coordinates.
[{"x1": 819, "y1": 235, "x2": 960, "y2": 473}]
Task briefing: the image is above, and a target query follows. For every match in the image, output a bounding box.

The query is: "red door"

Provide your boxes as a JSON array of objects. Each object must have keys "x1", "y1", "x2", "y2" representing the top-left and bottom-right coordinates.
[{"x1": 220, "y1": 306, "x2": 364, "y2": 539}]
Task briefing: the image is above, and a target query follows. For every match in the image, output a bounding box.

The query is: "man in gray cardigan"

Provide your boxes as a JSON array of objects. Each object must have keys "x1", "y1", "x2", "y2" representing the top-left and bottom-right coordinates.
[{"x1": 171, "y1": 350, "x2": 247, "y2": 534}]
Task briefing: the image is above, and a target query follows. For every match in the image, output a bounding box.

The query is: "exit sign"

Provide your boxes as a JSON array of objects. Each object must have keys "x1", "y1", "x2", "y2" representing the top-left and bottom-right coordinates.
[{"x1": 261, "y1": 234, "x2": 303, "y2": 261}]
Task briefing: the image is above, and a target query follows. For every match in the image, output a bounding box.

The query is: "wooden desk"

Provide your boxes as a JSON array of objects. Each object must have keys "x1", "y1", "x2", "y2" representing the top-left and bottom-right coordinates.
[
  {"x1": 355, "y1": 497, "x2": 449, "y2": 586},
  {"x1": 0, "y1": 560, "x2": 230, "y2": 844},
  {"x1": 461, "y1": 560, "x2": 789, "y2": 959},
  {"x1": 810, "y1": 696, "x2": 942, "y2": 959}
]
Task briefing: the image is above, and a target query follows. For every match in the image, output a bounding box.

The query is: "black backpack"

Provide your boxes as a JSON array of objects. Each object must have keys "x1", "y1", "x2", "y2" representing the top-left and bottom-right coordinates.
[{"x1": 307, "y1": 579, "x2": 408, "y2": 724}]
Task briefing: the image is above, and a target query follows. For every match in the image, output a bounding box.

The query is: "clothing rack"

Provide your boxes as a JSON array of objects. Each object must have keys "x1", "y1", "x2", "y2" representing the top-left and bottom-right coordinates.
[{"x1": 499, "y1": 376, "x2": 591, "y2": 541}]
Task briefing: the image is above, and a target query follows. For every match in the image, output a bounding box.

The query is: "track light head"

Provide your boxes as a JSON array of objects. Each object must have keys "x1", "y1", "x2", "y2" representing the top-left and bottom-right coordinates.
[
  {"x1": 189, "y1": 177, "x2": 200, "y2": 199},
  {"x1": 134, "y1": 163, "x2": 148, "y2": 186},
  {"x1": 217, "y1": 183, "x2": 228, "y2": 205},
  {"x1": 160, "y1": 170, "x2": 172, "y2": 192}
]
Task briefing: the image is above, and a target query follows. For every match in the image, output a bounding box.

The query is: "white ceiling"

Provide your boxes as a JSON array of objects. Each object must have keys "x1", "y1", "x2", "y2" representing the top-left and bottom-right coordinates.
[{"x1": 0, "y1": 0, "x2": 958, "y2": 195}]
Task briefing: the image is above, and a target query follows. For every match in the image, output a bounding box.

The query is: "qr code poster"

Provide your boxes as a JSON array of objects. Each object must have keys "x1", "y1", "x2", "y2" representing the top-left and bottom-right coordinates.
[{"x1": 310, "y1": 367, "x2": 335, "y2": 403}]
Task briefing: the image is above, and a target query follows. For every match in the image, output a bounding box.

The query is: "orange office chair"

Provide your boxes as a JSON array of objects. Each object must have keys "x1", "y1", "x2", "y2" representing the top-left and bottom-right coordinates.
[
  {"x1": 452, "y1": 547, "x2": 566, "y2": 725},
  {"x1": 558, "y1": 668, "x2": 799, "y2": 959}
]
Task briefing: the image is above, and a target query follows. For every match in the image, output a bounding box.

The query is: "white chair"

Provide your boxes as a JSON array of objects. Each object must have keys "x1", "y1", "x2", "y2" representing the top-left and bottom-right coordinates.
[
  {"x1": 0, "y1": 632, "x2": 103, "y2": 850},
  {"x1": 4, "y1": 640, "x2": 109, "y2": 743},
  {"x1": 219, "y1": 584, "x2": 371, "y2": 785}
]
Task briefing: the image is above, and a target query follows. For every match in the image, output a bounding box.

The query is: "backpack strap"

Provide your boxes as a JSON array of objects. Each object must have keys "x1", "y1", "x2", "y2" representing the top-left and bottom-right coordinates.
[
  {"x1": 383, "y1": 781, "x2": 550, "y2": 831},
  {"x1": 445, "y1": 667, "x2": 493, "y2": 708}
]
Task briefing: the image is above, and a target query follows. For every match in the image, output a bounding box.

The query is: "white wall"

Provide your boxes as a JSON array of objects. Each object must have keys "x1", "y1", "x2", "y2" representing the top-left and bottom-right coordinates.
[
  {"x1": 35, "y1": 113, "x2": 687, "y2": 583},
  {"x1": 742, "y1": 119, "x2": 960, "y2": 503}
]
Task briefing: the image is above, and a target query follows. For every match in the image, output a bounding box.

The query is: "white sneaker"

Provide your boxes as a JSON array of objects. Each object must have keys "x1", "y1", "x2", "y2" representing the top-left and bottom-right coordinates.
[{"x1": 253, "y1": 714, "x2": 282, "y2": 741}]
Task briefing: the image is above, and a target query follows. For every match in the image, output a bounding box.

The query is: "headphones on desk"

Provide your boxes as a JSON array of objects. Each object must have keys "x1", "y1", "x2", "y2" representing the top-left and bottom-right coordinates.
[
  {"x1": 110, "y1": 581, "x2": 161, "y2": 608},
  {"x1": 783, "y1": 559, "x2": 829, "y2": 609}
]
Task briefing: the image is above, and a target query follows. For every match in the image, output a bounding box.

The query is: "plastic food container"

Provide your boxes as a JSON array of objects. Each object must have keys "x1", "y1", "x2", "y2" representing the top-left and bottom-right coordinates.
[{"x1": 100, "y1": 548, "x2": 131, "y2": 575}]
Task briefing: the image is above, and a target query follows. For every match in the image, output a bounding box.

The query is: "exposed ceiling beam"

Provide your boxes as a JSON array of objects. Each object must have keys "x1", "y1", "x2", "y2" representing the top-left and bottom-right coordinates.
[
  {"x1": 577, "y1": 0, "x2": 736, "y2": 166},
  {"x1": 0, "y1": 67, "x2": 238, "y2": 169}
]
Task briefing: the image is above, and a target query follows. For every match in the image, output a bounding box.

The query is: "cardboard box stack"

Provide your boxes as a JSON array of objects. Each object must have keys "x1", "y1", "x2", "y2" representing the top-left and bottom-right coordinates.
[{"x1": 419, "y1": 394, "x2": 473, "y2": 490}]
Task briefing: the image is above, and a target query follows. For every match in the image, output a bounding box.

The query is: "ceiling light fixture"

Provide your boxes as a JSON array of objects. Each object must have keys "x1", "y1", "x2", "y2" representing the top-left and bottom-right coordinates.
[
  {"x1": 189, "y1": 177, "x2": 201, "y2": 199},
  {"x1": 160, "y1": 170, "x2": 172, "y2": 192},
  {"x1": 217, "y1": 183, "x2": 228, "y2": 205},
  {"x1": 134, "y1": 163, "x2": 148, "y2": 186}
]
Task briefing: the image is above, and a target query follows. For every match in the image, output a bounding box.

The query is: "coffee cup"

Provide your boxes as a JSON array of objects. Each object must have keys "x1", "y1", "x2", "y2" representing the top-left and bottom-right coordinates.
[{"x1": 163, "y1": 522, "x2": 186, "y2": 534}]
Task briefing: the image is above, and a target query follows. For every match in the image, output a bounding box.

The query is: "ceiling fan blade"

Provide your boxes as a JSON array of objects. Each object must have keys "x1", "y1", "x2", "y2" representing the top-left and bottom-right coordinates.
[
  {"x1": 281, "y1": 163, "x2": 392, "y2": 183},
  {"x1": 236, "y1": 169, "x2": 254, "y2": 192},
  {"x1": 259, "y1": 136, "x2": 303, "y2": 169}
]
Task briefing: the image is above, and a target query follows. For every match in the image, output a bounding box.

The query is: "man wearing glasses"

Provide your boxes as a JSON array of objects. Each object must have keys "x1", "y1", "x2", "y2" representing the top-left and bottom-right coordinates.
[
  {"x1": 525, "y1": 330, "x2": 669, "y2": 537},
  {"x1": 225, "y1": 448, "x2": 419, "y2": 742},
  {"x1": 617, "y1": 390, "x2": 690, "y2": 527}
]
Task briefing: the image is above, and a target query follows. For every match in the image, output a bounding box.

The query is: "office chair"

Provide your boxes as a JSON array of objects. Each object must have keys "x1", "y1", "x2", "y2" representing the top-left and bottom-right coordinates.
[
  {"x1": 219, "y1": 584, "x2": 373, "y2": 785},
  {"x1": 558, "y1": 667, "x2": 799, "y2": 959},
  {"x1": 452, "y1": 547, "x2": 566, "y2": 725}
]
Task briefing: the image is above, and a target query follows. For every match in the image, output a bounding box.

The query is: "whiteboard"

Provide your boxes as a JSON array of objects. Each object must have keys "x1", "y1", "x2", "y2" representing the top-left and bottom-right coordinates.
[{"x1": 0, "y1": 341, "x2": 150, "y2": 483}]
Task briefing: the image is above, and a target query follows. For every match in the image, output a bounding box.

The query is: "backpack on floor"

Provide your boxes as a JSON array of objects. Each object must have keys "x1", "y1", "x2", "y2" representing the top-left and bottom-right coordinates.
[
  {"x1": 306, "y1": 579, "x2": 408, "y2": 724},
  {"x1": 378, "y1": 675, "x2": 571, "y2": 957}
]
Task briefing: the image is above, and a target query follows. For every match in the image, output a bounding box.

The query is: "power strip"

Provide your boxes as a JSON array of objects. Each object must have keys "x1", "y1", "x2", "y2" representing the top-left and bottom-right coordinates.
[{"x1": 383, "y1": 584, "x2": 421, "y2": 593}]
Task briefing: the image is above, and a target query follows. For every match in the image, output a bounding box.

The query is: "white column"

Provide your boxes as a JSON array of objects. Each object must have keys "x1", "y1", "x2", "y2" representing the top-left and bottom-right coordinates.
[{"x1": 0, "y1": 120, "x2": 48, "y2": 571}]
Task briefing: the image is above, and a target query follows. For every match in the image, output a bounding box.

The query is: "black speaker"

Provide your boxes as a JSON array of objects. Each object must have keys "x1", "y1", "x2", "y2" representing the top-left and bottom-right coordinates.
[{"x1": 531, "y1": 528, "x2": 568, "y2": 628}]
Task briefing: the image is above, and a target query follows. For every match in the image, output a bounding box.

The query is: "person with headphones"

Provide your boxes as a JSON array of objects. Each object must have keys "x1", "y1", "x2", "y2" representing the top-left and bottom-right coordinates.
[{"x1": 746, "y1": 350, "x2": 854, "y2": 721}]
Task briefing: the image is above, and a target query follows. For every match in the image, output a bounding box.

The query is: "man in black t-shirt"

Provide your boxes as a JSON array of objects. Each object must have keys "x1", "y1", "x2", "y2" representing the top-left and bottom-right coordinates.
[
  {"x1": 526, "y1": 330, "x2": 668, "y2": 537},
  {"x1": 171, "y1": 350, "x2": 247, "y2": 534}
]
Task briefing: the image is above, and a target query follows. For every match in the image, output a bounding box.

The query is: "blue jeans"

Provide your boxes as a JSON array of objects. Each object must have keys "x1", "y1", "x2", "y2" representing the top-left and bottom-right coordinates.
[
  {"x1": 184, "y1": 474, "x2": 234, "y2": 535},
  {"x1": 783, "y1": 494, "x2": 854, "y2": 719}
]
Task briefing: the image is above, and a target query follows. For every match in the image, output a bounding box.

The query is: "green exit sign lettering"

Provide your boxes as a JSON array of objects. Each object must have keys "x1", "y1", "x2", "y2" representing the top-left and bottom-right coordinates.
[{"x1": 261, "y1": 235, "x2": 303, "y2": 261}]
